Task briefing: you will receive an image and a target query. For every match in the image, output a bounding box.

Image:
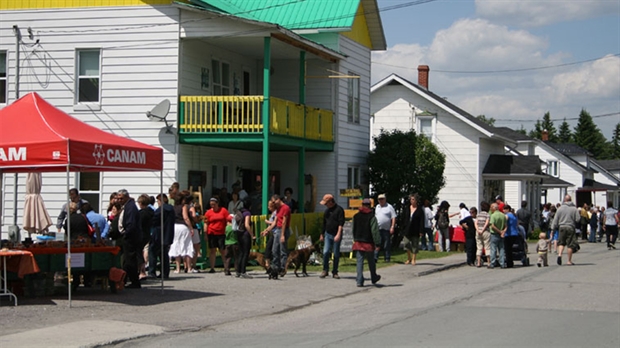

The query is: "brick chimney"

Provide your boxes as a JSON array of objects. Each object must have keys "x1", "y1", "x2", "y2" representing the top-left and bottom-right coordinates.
[
  {"x1": 418, "y1": 65, "x2": 429, "y2": 89},
  {"x1": 542, "y1": 129, "x2": 549, "y2": 141}
]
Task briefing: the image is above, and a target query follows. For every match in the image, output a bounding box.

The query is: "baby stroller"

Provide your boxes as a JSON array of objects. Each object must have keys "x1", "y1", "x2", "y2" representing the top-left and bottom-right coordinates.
[{"x1": 510, "y1": 226, "x2": 530, "y2": 266}]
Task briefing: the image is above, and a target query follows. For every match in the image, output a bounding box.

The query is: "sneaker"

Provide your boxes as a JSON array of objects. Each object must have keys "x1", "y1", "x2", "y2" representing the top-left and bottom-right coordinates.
[
  {"x1": 372, "y1": 275, "x2": 381, "y2": 285},
  {"x1": 611, "y1": 245, "x2": 617, "y2": 250},
  {"x1": 557, "y1": 256, "x2": 562, "y2": 265},
  {"x1": 235, "y1": 272, "x2": 241, "y2": 278},
  {"x1": 319, "y1": 271, "x2": 328, "y2": 279},
  {"x1": 225, "y1": 271, "x2": 232, "y2": 276},
  {"x1": 190, "y1": 269, "x2": 199, "y2": 273},
  {"x1": 208, "y1": 269, "x2": 216, "y2": 274},
  {"x1": 357, "y1": 283, "x2": 364, "y2": 287},
  {"x1": 332, "y1": 273, "x2": 340, "y2": 279},
  {"x1": 241, "y1": 273, "x2": 253, "y2": 279}
]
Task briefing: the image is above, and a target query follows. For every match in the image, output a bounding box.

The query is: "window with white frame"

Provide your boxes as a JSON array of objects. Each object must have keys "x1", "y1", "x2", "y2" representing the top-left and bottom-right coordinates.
[
  {"x1": 76, "y1": 49, "x2": 101, "y2": 103},
  {"x1": 417, "y1": 116, "x2": 434, "y2": 139},
  {"x1": 0, "y1": 52, "x2": 7, "y2": 104},
  {"x1": 347, "y1": 166, "x2": 360, "y2": 189},
  {"x1": 78, "y1": 172, "x2": 101, "y2": 214},
  {"x1": 347, "y1": 72, "x2": 360, "y2": 123},
  {"x1": 212, "y1": 59, "x2": 230, "y2": 95},
  {"x1": 547, "y1": 160, "x2": 559, "y2": 177}
]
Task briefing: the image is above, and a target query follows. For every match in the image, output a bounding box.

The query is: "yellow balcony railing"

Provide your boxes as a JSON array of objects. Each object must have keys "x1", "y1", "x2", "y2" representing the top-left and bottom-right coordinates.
[{"x1": 179, "y1": 95, "x2": 333, "y2": 142}]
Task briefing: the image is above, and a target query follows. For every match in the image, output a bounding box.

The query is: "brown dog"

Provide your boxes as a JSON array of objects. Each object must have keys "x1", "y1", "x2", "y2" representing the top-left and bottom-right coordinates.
[
  {"x1": 249, "y1": 251, "x2": 267, "y2": 270},
  {"x1": 283, "y1": 245, "x2": 317, "y2": 277}
]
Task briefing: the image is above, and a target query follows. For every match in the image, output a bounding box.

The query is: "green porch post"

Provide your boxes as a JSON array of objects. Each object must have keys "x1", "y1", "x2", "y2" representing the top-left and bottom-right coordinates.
[
  {"x1": 299, "y1": 51, "x2": 306, "y2": 104},
  {"x1": 298, "y1": 147, "x2": 305, "y2": 214},
  {"x1": 261, "y1": 36, "x2": 271, "y2": 215}
]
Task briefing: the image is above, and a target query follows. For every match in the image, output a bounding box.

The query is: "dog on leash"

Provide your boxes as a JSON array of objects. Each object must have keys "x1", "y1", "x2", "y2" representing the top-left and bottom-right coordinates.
[
  {"x1": 283, "y1": 244, "x2": 317, "y2": 277},
  {"x1": 249, "y1": 251, "x2": 279, "y2": 279}
]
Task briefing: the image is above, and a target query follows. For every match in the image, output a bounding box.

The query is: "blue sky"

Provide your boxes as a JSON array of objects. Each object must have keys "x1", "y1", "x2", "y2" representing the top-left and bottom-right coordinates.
[{"x1": 372, "y1": 0, "x2": 620, "y2": 139}]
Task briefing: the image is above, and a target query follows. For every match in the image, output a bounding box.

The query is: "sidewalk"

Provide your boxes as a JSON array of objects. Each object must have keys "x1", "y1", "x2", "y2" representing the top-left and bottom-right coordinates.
[{"x1": 0, "y1": 250, "x2": 471, "y2": 347}]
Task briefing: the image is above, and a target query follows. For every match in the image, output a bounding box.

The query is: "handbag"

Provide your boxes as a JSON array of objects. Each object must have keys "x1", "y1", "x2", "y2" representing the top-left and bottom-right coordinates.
[{"x1": 83, "y1": 214, "x2": 96, "y2": 237}]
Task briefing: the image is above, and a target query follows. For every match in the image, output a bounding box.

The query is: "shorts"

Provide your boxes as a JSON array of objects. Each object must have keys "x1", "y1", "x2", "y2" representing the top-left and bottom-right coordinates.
[
  {"x1": 558, "y1": 226, "x2": 576, "y2": 247},
  {"x1": 403, "y1": 234, "x2": 420, "y2": 254},
  {"x1": 551, "y1": 229, "x2": 559, "y2": 241},
  {"x1": 192, "y1": 229, "x2": 201, "y2": 244},
  {"x1": 207, "y1": 234, "x2": 226, "y2": 250}
]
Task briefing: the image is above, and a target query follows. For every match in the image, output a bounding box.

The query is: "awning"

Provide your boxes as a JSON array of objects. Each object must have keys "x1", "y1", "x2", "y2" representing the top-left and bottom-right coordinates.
[
  {"x1": 577, "y1": 178, "x2": 620, "y2": 192},
  {"x1": 482, "y1": 155, "x2": 546, "y2": 181},
  {"x1": 541, "y1": 175, "x2": 573, "y2": 188}
]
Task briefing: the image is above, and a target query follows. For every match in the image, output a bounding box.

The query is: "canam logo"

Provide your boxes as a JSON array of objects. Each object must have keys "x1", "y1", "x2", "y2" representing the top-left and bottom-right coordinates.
[
  {"x1": 0, "y1": 147, "x2": 27, "y2": 161},
  {"x1": 92, "y1": 144, "x2": 146, "y2": 165}
]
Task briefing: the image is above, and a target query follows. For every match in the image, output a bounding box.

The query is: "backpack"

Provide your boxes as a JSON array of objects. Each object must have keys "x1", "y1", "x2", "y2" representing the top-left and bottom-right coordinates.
[{"x1": 437, "y1": 211, "x2": 449, "y2": 229}]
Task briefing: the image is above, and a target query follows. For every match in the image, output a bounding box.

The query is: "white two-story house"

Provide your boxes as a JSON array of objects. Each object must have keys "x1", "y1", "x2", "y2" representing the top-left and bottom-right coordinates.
[{"x1": 0, "y1": 0, "x2": 386, "y2": 235}]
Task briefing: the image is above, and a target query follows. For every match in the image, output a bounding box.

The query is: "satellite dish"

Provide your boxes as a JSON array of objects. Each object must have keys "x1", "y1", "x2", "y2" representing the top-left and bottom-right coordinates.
[{"x1": 146, "y1": 99, "x2": 172, "y2": 133}]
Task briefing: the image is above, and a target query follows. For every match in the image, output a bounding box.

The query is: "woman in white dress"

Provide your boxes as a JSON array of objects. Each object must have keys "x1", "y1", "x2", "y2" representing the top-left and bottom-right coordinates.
[{"x1": 169, "y1": 191, "x2": 195, "y2": 273}]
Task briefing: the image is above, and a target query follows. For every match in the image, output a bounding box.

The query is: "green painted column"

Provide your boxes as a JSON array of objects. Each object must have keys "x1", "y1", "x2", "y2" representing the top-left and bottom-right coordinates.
[
  {"x1": 261, "y1": 36, "x2": 271, "y2": 215},
  {"x1": 299, "y1": 51, "x2": 306, "y2": 104},
  {"x1": 298, "y1": 147, "x2": 305, "y2": 214}
]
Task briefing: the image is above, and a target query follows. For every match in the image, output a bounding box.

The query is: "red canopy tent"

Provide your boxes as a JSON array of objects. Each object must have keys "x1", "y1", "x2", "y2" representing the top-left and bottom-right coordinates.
[{"x1": 0, "y1": 92, "x2": 165, "y2": 305}]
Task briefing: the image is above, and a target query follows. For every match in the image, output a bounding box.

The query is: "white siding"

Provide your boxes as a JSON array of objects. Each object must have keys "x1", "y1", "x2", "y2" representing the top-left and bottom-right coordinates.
[
  {"x1": 334, "y1": 37, "x2": 371, "y2": 207},
  {"x1": 0, "y1": 5, "x2": 180, "y2": 233},
  {"x1": 479, "y1": 137, "x2": 506, "y2": 202},
  {"x1": 534, "y1": 146, "x2": 582, "y2": 203}
]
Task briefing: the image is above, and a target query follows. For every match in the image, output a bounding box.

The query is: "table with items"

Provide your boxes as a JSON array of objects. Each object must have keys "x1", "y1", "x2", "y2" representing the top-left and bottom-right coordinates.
[{"x1": 0, "y1": 249, "x2": 41, "y2": 306}]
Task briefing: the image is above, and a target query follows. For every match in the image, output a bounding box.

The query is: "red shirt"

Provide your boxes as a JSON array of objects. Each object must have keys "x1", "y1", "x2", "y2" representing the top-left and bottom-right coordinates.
[
  {"x1": 204, "y1": 207, "x2": 230, "y2": 235},
  {"x1": 276, "y1": 203, "x2": 291, "y2": 228}
]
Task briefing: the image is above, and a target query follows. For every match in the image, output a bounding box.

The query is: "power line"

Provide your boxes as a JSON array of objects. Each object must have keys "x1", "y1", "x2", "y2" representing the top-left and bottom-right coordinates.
[
  {"x1": 495, "y1": 112, "x2": 620, "y2": 124},
  {"x1": 372, "y1": 53, "x2": 620, "y2": 74}
]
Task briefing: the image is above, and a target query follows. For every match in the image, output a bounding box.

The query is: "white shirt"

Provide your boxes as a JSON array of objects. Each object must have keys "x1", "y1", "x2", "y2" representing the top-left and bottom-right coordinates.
[
  {"x1": 424, "y1": 206, "x2": 434, "y2": 228},
  {"x1": 375, "y1": 203, "x2": 396, "y2": 230},
  {"x1": 460, "y1": 207, "x2": 471, "y2": 220}
]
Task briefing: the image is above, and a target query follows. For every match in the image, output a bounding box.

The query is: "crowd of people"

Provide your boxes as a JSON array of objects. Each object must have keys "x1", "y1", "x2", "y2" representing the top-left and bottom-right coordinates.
[{"x1": 54, "y1": 184, "x2": 619, "y2": 289}]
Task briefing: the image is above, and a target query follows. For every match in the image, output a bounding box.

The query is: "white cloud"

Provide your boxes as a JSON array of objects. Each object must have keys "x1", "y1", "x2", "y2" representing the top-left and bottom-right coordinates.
[
  {"x1": 475, "y1": 0, "x2": 619, "y2": 27},
  {"x1": 371, "y1": 19, "x2": 620, "y2": 138},
  {"x1": 548, "y1": 54, "x2": 620, "y2": 103}
]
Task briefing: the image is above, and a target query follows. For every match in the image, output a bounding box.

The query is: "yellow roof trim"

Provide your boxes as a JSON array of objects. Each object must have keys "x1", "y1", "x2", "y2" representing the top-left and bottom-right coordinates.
[
  {"x1": 342, "y1": 2, "x2": 372, "y2": 49},
  {"x1": 0, "y1": 0, "x2": 175, "y2": 10}
]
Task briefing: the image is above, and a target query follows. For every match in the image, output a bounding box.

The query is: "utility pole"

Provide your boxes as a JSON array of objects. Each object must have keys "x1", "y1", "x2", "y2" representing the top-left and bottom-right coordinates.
[{"x1": 9, "y1": 25, "x2": 22, "y2": 242}]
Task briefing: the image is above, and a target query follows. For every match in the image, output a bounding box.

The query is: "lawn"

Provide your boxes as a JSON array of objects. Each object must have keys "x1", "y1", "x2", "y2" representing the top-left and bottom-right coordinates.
[{"x1": 247, "y1": 249, "x2": 463, "y2": 273}]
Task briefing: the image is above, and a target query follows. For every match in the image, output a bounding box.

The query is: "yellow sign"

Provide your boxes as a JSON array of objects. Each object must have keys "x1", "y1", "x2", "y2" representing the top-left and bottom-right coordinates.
[{"x1": 340, "y1": 188, "x2": 362, "y2": 197}]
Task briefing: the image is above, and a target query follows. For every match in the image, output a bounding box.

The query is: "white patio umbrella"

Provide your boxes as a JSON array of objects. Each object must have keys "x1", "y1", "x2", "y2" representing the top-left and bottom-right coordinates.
[{"x1": 23, "y1": 172, "x2": 53, "y2": 238}]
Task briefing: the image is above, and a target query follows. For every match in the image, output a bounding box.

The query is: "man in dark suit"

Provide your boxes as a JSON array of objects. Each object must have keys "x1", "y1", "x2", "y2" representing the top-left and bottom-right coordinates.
[
  {"x1": 149, "y1": 193, "x2": 175, "y2": 279},
  {"x1": 118, "y1": 189, "x2": 142, "y2": 289}
]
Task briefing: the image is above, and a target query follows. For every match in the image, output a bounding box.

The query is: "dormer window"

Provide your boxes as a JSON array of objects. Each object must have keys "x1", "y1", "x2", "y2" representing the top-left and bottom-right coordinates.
[{"x1": 547, "y1": 160, "x2": 559, "y2": 177}]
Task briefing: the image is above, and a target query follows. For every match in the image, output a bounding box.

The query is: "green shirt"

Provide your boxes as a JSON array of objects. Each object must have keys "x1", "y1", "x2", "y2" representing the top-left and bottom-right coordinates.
[
  {"x1": 224, "y1": 224, "x2": 237, "y2": 245},
  {"x1": 490, "y1": 211, "x2": 506, "y2": 235}
]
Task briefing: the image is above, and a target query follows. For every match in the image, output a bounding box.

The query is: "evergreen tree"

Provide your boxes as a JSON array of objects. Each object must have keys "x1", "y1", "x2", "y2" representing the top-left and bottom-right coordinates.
[
  {"x1": 557, "y1": 118, "x2": 573, "y2": 143},
  {"x1": 476, "y1": 115, "x2": 496, "y2": 126},
  {"x1": 573, "y1": 109, "x2": 609, "y2": 159},
  {"x1": 516, "y1": 125, "x2": 527, "y2": 135},
  {"x1": 528, "y1": 120, "x2": 543, "y2": 139},
  {"x1": 541, "y1": 112, "x2": 558, "y2": 142},
  {"x1": 612, "y1": 123, "x2": 620, "y2": 159}
]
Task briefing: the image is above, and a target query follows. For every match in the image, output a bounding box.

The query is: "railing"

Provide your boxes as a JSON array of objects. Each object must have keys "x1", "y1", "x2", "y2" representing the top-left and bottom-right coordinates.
[{"x1": 179, "y1": 95, "x2": 333, "y2": 142}]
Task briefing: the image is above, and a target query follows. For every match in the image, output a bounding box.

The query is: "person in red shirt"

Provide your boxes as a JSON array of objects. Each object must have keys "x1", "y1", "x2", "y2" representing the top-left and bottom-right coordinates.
[
  {"x1": 264, "y1": 194, "x2": 291, "y2": 276},
  {"x1": 203, "y1": 197, "x2": 231, "y2": 273}
]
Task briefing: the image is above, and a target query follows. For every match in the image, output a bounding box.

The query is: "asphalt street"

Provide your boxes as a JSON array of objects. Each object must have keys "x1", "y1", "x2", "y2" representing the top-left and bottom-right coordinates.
[
  {"x1": 115, "y1": 243, "x2": 620, "y2": 348},
  {"x1": 1, "y1": 242, "x2": 618, "y2": 347}
]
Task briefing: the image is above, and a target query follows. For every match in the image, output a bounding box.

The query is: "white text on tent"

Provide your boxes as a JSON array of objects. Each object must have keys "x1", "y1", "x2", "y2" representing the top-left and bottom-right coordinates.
[
  {"x1": 0, "y1": 147, "x2": 27, "y2": 161},
  {"x1": 106, "y1": 149, "x2": 146, "y2": 165}
]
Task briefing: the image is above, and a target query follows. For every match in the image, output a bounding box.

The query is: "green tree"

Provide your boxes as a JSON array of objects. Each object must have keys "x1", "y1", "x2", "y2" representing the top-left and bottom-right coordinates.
[
  {"x1": 528, "y1": 112, "x2": 557, "y2": 141},
  {"x1": 516, "y1": 125, "x2": 527, "y2": 135},
  {"x1": 557, "y1": 118, "x2": 573, "y2": 143},
  {"x1": 612, "y1": 123, "x2": 620, "y2": 159},
  {"x1": 540, "y1": 112, "x2": 558, "y2": 142},
  {"x1": 573, "y1": 109, "x2": 609, "y2": 159},
  {"x1": 528, "y1": 120, "x2": 543, "y2": 139},
  {"x1": 476, "y1": 114, "x2": 496, "y2": 126},
  {"x1": 367, "y1": 129, "x2": 446, "y2": 215}
]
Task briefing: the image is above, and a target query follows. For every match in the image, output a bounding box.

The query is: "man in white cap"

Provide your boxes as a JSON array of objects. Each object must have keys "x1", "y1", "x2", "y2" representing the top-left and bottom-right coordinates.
[
  {"x1": 319, "y1": 193, "x2": 345, "y2": 279},
  {"x1": 374, "y1": 193, "x2": 396, "y2": 262}
]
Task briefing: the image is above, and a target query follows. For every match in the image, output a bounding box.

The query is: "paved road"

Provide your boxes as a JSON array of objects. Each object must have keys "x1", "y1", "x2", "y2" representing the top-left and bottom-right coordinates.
[
  {"x1": 1, "y1": 243, "x2": 618, "y2": 347},
  {"x1": 115, "y1": 244, "x2": 620, "y2": 347}
]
